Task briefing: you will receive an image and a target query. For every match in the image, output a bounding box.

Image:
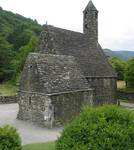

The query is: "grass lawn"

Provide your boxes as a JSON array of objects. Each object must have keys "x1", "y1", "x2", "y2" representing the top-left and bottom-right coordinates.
[
  {"x1": 117, "y1": 80, "x2": 134, "y2": 93},
  {"x1": 22, "y1": 142, "x2": 55, "y2": 150},
  {"x1": 117, "y1": 80, "x2": 126, "y2": 89},
  {"x1": 0, "y1": 82, "x2": 18, "y2": 96}
]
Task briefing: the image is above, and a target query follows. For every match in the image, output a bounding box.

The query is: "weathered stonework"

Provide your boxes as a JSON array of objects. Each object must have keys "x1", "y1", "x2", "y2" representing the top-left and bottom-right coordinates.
[
  {"x1": 83, "y1": 1, "x2": 98, "y2": 42},
  {"x1": 86, "y1": 77, "x2": 117, "y2": 105},
  {"x1": 18, "y1": 53, "x2": 93, "y2": 127},
  {"x1": 18, "y1": 89, "x2": 93, "y2": 127},
  {"x1": 19, "y1": 53, "x2": 90, "y2": 94},
  {"x1": 18, "y1": 1, "x2": 117, "y2": 127}
]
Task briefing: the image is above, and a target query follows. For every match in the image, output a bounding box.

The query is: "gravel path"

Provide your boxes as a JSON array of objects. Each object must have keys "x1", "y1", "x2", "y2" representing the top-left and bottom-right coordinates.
[
  {"x1": 0, "y1": 103, "x2": 62, "y2": 145},
  {"x1": 120, "y1": 102, "x2": 134, "y2": 108}
]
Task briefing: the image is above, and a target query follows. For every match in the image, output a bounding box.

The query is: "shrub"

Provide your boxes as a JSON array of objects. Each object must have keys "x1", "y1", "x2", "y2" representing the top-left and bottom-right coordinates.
[
  {"x1": 125, "y1": 57, "x2": 134, "y2": 88},
  {"x1": 109, "y1": 57, "x2": 126, "y2": 80},
  {"x1": 56, "y1": 105, "x2": 134, "y2": 150},
  {"x1": 0, "y1": 125, "x2": 22, "y2": 150}
]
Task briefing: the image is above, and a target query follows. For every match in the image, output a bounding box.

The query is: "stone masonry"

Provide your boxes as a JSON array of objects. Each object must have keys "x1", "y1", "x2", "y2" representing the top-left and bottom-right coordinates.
[
  {"x1": 17, "y1": 53, "x2": 93, "y2": 127},
  {"x1": 17, "y1": 1, "x2": 117, "y2": 127}
]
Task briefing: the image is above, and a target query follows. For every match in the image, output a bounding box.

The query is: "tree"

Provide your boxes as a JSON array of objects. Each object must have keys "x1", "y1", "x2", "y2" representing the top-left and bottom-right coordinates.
[
  {"x1": 125, "y1": 57, "x2": 134, "y2": 88},
  {"x1": 0, "y1": 8, "x2": 42, "y2": 82},
  {"x1": 109, "y1": 57, "x2": 126, "y2": 80},
  {"x1": 0, "y1": 35, "x2": 15, "y2": 82},
  {"x1": 12, "y1": 35, "x2": 38, "y2": 83},
  {"x1": 8, "y1": 24, "x2": 33, "y2": 51}
]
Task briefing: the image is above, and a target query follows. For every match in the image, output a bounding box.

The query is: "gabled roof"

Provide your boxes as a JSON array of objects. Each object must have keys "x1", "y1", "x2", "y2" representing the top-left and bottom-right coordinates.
[
  {"x1": 38, "y1": 25, "x2": 116, "y2": 77},
  {"x1": 84, "y1": 0, "x2": 98, "y2": 12},
  {"x1": 20, "y1": 53, "x2": 90, "y2": 94}
]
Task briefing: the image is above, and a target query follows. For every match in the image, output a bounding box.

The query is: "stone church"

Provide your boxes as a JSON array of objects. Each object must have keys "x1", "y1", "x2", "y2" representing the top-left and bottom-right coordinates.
[{"x1": 17, "y1": 1, "x2": 117, "y2": 127}]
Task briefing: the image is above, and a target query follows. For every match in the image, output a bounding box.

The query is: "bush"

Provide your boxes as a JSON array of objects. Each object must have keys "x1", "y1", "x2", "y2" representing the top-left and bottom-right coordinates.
[
  {"x1": 125, "y1": 57, "x2": 134, "y2": 88},
  {"x1": 0, "y1": 125, "x2": 22, "y2": 150},
  {"x1": 109, "y1": 57, "x2": 126, "y2": 80},
  {"x1": 56, "y1": 105, "x2": 134, "y2": 150}
]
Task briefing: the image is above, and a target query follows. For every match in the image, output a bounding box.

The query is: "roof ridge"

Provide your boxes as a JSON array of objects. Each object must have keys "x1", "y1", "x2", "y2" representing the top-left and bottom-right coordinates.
[{"x1": 43, "y1": 25, "x2": 85, "y2": 35}]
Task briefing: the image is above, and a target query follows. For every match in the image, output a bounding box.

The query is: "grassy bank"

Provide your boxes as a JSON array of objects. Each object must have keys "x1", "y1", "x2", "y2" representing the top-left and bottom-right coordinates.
[
  {"x1": 117, "y1": 80, "x2": 134, "y2": 93},
  {"x1": 22, "y1": 142, "x2": 55, "y2": 150},
  {"x1": 0, "y1": 82, "x2": 17, "y2": 96}
]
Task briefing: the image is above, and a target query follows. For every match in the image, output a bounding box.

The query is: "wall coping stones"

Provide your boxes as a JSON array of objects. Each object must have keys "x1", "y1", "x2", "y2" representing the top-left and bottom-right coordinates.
[
  {"x1": 46, "y1": 89, "x2": 93, "y2": 96},
  {"x1": 18, "y1": 88, "x2": 93, "y2": 96}
]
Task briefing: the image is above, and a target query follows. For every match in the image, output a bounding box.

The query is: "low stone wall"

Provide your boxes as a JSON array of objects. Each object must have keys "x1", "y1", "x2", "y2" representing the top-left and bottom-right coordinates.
[
  {"x1": 117, "y1": 91, "x2": 134, "y2": 102},
  {"x1": 0, "y1": 96, "x2": 17, "y2": 104}
]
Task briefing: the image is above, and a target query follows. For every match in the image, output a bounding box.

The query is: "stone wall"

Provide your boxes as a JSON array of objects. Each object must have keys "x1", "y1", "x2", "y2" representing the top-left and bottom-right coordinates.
[
  {"x1": 86, "y1": 77, "x2": 117, "y2": 105},
  {"x1": 17, "y1": 89, "x2": 93, "y2": 127},
  {"x1": 17, "y1": 92, "x2": 48, "y2": 126},
  {"x1": 50, "y1": 89, "x2": 94, "y2": 126},
  {"x1": 0, "y1": 96, "x2": 17, "y2": 104},
  {"x1": 20, "y1": 53, "x2": 90, "y2": 94},
  {"x1": 117, "y1": 91, "x2": 134, "y2": 102}
]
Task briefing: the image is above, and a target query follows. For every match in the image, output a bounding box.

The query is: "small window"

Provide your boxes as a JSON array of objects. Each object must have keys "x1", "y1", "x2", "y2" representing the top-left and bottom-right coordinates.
[
  {"x1": 85, "y1": 24, "x2": 88, "y2": 29},
  {"x1": 30, "y1": 65, "x2": 32, "y2": 69},
  {"x1": 28, "y1": 97, "x2": 32, "y2": 105}
]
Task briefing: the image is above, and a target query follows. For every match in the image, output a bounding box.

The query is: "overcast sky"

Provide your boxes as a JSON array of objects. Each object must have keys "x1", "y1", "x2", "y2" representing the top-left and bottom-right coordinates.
[{"x1": 0, "y1": 0, "x2": 134, "y2": 51}]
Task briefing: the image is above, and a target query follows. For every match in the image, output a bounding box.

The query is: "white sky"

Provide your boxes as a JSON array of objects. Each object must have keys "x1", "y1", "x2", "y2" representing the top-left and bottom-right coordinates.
[{"x1": 0, "y1": 0, "x2": 134, "y2": 51}]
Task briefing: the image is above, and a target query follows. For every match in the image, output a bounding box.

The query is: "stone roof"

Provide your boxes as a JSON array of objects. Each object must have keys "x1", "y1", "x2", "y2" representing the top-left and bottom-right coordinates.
[
  {"x1": 84, "y1": 0, "x2": 98, "y2": 12},
  {"x1": 20, "y1": 53, "x2": 90, "y2": 94},
  {"x1": 38, "y1": 25, "x2": 116, "y2": 77}
]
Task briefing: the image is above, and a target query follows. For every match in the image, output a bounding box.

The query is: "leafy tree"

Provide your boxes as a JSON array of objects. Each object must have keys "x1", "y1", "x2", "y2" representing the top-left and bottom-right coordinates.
[
  {"x1": 8, "y1": 24, "x2": 36, "y2": 51},
  {"x1": 12, "y1": 35, "x2": 38, "y2": 83},
  {"x1": 0, "y1": 36, "x2": 15, "y2": 82},
  {"x1": 125, "y1": 57, "x2": 134, "y2": 88},
  {"x1": 109, "y1": 57, "x2": 126, "y2": 80},
  {"x1": 0, "y1": 8, "x2": 42, "y2": 82}
]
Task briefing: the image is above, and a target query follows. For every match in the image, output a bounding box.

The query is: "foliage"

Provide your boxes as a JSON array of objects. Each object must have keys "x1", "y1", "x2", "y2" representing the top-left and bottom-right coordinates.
[
  {"x1": 125, "y1": 57, "x2": 134, "y2": 88},
  {"x1": 109, "y1": 57, "x2": 126, "y2": 80},
  {"x1": 0, "y1": 8, "x2": 42, "y2": 83},
  {"x1": 22, "y1": 142, "x2": 55, "y2": 150},
  {"x1": 56, "y1": 105, "x2": 134, "y2": 150},
  {"x1": 12, "y1": 35, "x2": 38, "y2": 83},
  {"x1": 0, "y1": 125, "x2": 22, "y2": 150},
  {"x1": 0, "y1": 35, "x2": 15, "y2": 82}
]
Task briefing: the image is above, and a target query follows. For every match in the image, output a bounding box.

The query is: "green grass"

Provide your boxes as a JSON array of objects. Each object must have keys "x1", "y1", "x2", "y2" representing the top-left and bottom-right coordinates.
[
  {"x1": 22, "y1": 142, "x2": 55, "y2": 150},
  {"x1": 0, "y1": 82, "x2": 18, "y2": 96},
  {"x1": 117, "y1": 80, "x2": 126, "y2": 89}
]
